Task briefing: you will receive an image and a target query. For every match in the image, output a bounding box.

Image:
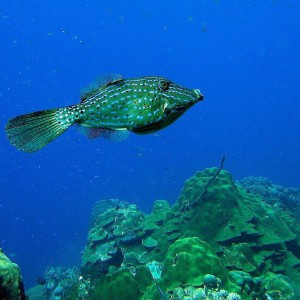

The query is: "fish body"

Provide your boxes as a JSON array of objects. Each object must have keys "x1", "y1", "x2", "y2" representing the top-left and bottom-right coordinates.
[{"x1": 5, "y1": 74, "x2": 203, "y2": 152}]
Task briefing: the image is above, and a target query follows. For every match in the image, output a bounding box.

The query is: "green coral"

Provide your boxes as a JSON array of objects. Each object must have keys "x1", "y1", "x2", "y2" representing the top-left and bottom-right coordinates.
[
  {"x1": 91, "y1": 269, "x2": 140, "y2": 300},
  {"x1": 148, "y1": 200, "x2": 171, "y2": 225},
  {"x1": 229, "y1": 271, "x2": 256, "y2": 294},
  {"x1": 142, "y1": 237, "x2": 243, "y2": 300},
  {"x1": 222, "y1": 243, "x2": 258, "y2": 272},
  {"x1": 161, "y1": 237, "x2": 233, "y2": 290},
  {"x1": 173, "y1": 168, "x2": 300, "y2": 282},
  {"x1": 135, "y1": 266, "x2": 153, "y2": 294},
  {"x1": 142, "y1": 236, "x2": 158, "y2": 249},
  {"x1": 261, "y1": 273, "x2": 295, "y2": 300},
  {"x1": 203, "y1": 274, "x2": 219, "y2": 288}
]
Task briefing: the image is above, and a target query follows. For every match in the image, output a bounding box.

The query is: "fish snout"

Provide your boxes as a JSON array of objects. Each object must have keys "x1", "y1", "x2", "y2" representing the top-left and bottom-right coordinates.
[{"x1": 194, "y1": 89, "x2": 204, "y2": 101}]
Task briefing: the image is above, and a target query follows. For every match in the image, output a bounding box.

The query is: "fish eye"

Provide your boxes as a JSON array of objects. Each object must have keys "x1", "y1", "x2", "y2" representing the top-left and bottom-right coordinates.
[{"x1": 159, "y1": 80, "x2": 169, "y2": 91}]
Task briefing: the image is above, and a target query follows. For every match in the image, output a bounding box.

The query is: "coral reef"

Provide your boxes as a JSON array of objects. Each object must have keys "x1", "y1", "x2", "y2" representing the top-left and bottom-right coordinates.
[
  {"x1": 26, "y1": 168, "x2": 300, "y2": 299},
  {"x1": 237, "y1": 176, "x2": 300, "y2": 212},
  {"x1": 0, "y1": 249, "x2": 26, "y2": 300},
  {"x1": 141, "y1": 237, "x2": 241, "y2": 300},
  {"x1": 161, "y1": 237, "x2": 232, "y2": 290},
  {"x1": 43, "y1": 267, "x2": 80, "y2": 299},
  {"x1": 91, "y1": 268, "x2": 140, "y2": 300},
  {"x1": 26, "y1": 266, "x2": 90, "y2": 300},
  {"x1": 77, "y1": 168, "x2": 300, "y2": 299},
  {"x1": 81, "y1": 201, "x2": 149, "y2": 278}
]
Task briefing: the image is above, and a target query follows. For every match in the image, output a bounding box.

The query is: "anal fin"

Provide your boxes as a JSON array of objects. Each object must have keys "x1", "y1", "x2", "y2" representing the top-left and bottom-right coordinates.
[{"x1": 78, "y1": 125, "x2": 129, "y2": 142}]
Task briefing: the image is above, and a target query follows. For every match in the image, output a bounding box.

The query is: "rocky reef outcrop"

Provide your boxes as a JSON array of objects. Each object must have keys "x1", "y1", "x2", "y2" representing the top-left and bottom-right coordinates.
[
  {"x1": 34, "y1": 167, "x2": 300, "y2": 299},
  {"x1": 175, "y1": 169, "x2": 300, "y2": 275},
  {"x1": 0, "y1": 249, "x2": 26, "y2": 300}
]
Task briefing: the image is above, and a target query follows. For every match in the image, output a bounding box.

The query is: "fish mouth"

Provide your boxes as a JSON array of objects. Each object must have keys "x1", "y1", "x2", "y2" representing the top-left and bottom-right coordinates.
[
  {"x1": 194, "y1": 89, "x2": 204, "y2": 101},
  {"x1": 165, "y1": 93, "x2": 201, "y2": 114}
]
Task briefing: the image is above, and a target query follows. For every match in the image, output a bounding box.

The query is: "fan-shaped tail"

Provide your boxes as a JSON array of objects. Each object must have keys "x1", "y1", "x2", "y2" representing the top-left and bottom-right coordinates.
[{"x1": 5, "y1": 108, "x2": 73, "y2": 152}]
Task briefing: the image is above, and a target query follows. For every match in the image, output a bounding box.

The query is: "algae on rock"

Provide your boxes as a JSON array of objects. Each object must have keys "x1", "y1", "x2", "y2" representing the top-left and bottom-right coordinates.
[{"x1": 0, "y1": 249, "x2": 26, "y2": 300}]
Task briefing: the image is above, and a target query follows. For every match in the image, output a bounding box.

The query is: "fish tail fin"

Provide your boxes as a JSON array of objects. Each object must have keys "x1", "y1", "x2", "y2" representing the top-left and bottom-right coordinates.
[{"x1": 5, "y1": 107, "x2": 74, "y2": 152}]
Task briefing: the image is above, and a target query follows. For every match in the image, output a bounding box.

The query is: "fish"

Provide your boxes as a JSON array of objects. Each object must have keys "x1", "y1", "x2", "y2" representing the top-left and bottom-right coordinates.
[{"x1": 5, "y1": 74, "x2": 204, "y2": 152}]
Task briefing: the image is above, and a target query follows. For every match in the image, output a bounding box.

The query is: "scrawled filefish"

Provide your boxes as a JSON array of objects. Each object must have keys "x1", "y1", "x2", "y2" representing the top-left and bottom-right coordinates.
[{"x1": 5, "y1": 74, "x2": 203, "y2": 152}]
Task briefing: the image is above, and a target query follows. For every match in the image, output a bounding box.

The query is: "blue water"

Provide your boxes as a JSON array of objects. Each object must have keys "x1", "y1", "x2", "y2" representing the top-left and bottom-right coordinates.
[{"x1": 1, "y1": 0, "x2": 299, "y2": 288}]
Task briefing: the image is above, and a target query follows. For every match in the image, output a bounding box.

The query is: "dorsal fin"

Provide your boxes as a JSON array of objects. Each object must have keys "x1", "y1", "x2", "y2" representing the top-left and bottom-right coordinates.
[{"x1": 80, "y1": 74, "x2": 123, "y2": 103}]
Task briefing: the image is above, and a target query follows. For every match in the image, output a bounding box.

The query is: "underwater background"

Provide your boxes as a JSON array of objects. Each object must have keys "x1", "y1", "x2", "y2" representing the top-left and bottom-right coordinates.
[{"x1": 0, "y1": 0, "x2": 299, "y2": 291}]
